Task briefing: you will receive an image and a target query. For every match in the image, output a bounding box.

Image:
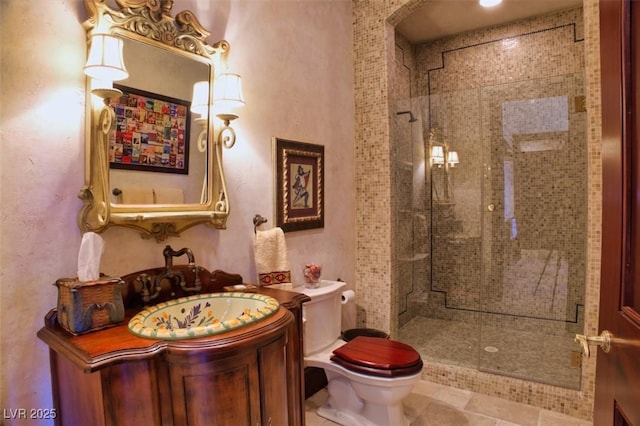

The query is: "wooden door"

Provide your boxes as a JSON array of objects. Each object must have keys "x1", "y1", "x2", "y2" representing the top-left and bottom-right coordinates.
[{"x1": 596, "y1": 0, "x2": 640, "y2": 424}]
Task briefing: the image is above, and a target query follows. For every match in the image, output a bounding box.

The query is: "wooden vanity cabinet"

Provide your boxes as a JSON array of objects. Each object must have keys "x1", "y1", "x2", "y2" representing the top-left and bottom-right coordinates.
[
  {"x1": 39, "y1": 298, "x2": 303, "y2": 426},
  {"x1": 51, "y1": 353, "x2": 167, "y2": 425},
  {"x1": 165, "y1": 331, "x2": 289, "y2": 426}
]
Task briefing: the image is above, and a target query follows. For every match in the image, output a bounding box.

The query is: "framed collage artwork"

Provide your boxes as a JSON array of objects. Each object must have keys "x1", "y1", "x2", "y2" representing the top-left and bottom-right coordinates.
[{"x1": 109, "y1": 84, "x2": 190, "y2": 174}]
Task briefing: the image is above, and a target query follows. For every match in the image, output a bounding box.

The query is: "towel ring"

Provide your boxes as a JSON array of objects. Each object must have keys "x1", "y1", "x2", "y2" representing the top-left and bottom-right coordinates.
[{"x1": 253, "y1": 214, "x2": 267, "y2": 233}]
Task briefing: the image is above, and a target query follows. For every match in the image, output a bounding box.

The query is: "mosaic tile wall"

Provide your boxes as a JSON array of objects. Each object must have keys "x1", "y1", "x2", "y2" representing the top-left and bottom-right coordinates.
[
  {"x1": 353, "y1": 0, "x2": 602, "y2": 421},
  {"x1": 411, "y1": 6, "x2": 587, "y2": 334},
  {"x1": 393, "y1": 33, "x2": 431, "y2": 329}
]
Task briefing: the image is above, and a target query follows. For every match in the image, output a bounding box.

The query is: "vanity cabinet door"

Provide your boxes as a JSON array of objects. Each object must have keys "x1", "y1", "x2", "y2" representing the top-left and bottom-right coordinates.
[
  {"x1": 49, "y1": 351, "x2": 107, "y2": 426},
  {"x1": 101, "y1": 358, "x2": 166, "y2": 426},
  {"x1": 165, "y1": 333, "x2": 289, "y2": 426},
  {"x1": 166, "y1": 350, "x2": 261, "y2": 426},
  {"x1": 49, "y1": 351, "x2": 164, "y2": 426},
  {"x1": 258, "y1": 333, "x2": 289, "y2": 426}
]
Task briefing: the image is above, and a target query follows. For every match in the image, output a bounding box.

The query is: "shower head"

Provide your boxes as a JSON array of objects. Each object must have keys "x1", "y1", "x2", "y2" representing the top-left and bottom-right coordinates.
[{"x1": 397, "y1": 110, "x2": 417, "y2": 123}]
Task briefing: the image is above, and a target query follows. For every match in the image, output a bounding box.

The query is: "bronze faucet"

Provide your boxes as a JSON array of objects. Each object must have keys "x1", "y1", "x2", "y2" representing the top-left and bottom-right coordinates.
[{"x1": 159, "y1": 245, "x2": 202, "y2": 294}]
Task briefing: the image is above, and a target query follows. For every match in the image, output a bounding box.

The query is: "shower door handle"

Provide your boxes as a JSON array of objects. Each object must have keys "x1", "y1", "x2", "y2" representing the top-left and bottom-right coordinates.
[{"x1": 575, "y1": 330, "x2": 612, "y2": 358}]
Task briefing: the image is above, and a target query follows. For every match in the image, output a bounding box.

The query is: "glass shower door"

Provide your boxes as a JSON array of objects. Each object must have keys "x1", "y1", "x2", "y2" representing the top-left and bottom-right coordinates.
[
  {"x1": 398, "y1": 74, "x2": 586, "y2": 390},
  {"x1": 427, "y1": 87, "x2": 484, "y2": 369},
  {"x1": 476, "y1": 74, "x2": 586, "y2": 389}
]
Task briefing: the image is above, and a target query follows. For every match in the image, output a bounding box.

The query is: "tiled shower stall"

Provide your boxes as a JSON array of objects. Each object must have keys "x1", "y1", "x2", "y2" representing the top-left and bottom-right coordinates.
[{"x1": 392, "y1": 3, "x2": 588, "y2": 406}]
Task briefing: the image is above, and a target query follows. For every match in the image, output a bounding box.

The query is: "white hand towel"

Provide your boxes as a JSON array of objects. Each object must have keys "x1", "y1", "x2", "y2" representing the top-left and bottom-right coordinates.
[{"x1": 254, "y1": 227, "x2": 291, "y2": 285}]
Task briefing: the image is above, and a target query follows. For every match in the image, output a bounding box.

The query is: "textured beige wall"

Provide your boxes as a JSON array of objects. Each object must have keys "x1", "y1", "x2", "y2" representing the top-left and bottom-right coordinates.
[
  {"x1": 354, "y1": 0, "x2": 601, "y2": 421},
  {"x1": 0, "y1": 0, "x2": 354, "y2": 421}
]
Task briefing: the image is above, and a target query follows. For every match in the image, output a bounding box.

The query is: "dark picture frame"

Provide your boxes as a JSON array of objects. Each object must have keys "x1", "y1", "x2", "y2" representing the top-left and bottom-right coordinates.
[
  {"x1": 274, "y1": 137, "x2": 324, "y2": 232},
  {"x1": 109, "y1": 84, "x2": 191, "y2": 174}
]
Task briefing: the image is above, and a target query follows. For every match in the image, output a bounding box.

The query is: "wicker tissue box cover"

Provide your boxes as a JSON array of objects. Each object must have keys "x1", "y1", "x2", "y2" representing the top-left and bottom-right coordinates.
[{"x1": 55, "y1": 276, "x2": 125, "y2": 334}]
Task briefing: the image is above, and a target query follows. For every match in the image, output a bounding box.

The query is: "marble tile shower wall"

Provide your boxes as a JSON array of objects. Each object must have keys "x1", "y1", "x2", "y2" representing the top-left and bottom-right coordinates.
[{"x1": 355, "y1": 1, "x2": 602, "y2": 420}]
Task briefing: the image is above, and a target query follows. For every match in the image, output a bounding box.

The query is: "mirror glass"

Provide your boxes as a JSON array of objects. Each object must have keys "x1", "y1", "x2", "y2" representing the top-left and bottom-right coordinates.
[{"x1": 109, "y1": 38, "x2": 210, "y2": 205}]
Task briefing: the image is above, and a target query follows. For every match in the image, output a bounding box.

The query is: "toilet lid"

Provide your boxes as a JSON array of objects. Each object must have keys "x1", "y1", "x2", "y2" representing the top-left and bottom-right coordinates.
[{"x1": 330, "y1": 336, "x2": 423, "y2": 377}]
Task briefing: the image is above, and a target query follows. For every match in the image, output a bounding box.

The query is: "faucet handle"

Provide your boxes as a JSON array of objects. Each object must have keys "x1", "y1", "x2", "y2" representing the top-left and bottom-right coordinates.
[
  {"x1": 137, "y1": 273, "x2": 151, "y2": 294},
  {"x1": 137, "y1": 273, "x2": 161, "y2": 304},
  {"x1": 178, "y1": 266, "x2": 203, "y2": 293},
  {"x1": 192, "y1": 265, "x2": 202, "y2": 289}
]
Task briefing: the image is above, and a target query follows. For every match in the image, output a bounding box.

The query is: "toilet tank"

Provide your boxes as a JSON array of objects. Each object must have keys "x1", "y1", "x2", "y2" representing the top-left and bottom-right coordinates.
[{"x1": 294, "y1": 280, "x2": 347, "y2": 356}]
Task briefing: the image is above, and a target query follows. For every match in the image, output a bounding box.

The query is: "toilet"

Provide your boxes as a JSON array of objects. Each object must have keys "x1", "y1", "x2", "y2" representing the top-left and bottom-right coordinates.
[{"x1": 291, "y1": 280, "x2": 423, "y2": 426}]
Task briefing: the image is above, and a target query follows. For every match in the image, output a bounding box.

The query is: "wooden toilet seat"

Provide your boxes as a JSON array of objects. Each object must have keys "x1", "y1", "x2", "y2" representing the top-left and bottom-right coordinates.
[{"x1": 330, "y1": 336, "x2": 423, "y2": 377}]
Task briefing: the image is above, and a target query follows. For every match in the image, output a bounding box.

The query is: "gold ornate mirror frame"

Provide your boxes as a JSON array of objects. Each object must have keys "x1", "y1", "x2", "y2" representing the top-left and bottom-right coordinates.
[{"x1": 79, "y1": 0, "x2": 231, "y2": 242}]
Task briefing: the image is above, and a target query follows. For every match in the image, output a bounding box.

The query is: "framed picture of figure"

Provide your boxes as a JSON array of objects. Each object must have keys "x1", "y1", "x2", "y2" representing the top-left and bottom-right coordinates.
[{"x1": 273, "y1": 137, "x2": 324, "y2": 232}]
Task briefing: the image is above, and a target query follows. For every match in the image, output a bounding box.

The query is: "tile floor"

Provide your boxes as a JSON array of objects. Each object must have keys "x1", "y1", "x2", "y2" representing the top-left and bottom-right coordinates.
[
  {"x1": 305, "y1": 381, "x2": 592, "y2": 426},
  {"x1": 399, "y1": 248, "x2": 583, "y2": 391},
  {"x1": 398, "y1": 317, "x2": 581, "y2": 390}
]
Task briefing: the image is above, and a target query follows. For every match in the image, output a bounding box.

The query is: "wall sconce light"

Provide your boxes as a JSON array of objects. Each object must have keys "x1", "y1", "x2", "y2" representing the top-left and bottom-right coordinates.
[
  {"x1": 90, "y1": 79, "x2": 122, "y2": 100},
  {"x1": 191, "y1": 81, "x2": 210, "y2": 152},
  {"x1": 191, "y1": 81, "x2": 210, "y2": 117},
  {"x1": 190, "y1": 74, "x2": 245, "y2": 150},
  {"x1": 84, "y1": 34, "x2": 128, "y2": 99},
  {"x1": 431, "y1": 144, "x2": 460, "y2": 168},
  {"x1": 431, "y1": 146, "x2": 445, "y2": 166},
  {"x1": 447, "y1": 151, "x2": 459, "y2": 167},
  {"x1": 429, "y1": 127, "x2": 461, "y2": 204},
  {"x1": 213, "y1": 72, "x2": 245, "y2": 149}
]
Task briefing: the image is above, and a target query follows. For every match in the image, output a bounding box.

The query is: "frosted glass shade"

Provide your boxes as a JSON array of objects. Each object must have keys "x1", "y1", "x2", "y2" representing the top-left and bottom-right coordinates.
[
  {"x1": 213, "y1": 73, "x2": 245, "y2": 115},
  {"x1": 447, "y1": 151, "x2": 459, "y2": 166},
  {"x1": 432, "y1": 146, "x2": 445, "y2": 165},
  {"x1": 84, "y1": 34, "x2": 129, "y2": 81},
  {"x1": 191, "y1": 81, "x2": 210, "y2": 117}
]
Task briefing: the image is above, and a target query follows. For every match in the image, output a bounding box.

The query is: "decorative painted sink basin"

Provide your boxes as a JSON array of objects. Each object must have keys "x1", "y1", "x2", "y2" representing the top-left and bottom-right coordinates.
[{"x1": 128, "y1": 292, "x2": 280, "y2": 340}]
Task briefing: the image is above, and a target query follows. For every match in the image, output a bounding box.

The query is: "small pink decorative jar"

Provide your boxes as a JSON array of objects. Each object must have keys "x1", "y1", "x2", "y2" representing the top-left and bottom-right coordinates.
[{"x1": 303, "y1": 264, "x2": 322, "y2": 288}]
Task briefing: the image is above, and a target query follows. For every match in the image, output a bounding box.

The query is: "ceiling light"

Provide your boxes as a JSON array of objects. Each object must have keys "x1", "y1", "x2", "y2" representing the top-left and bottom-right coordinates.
[{"x1": 479, "y1": 0, "x2": 502, "y2": 7}]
